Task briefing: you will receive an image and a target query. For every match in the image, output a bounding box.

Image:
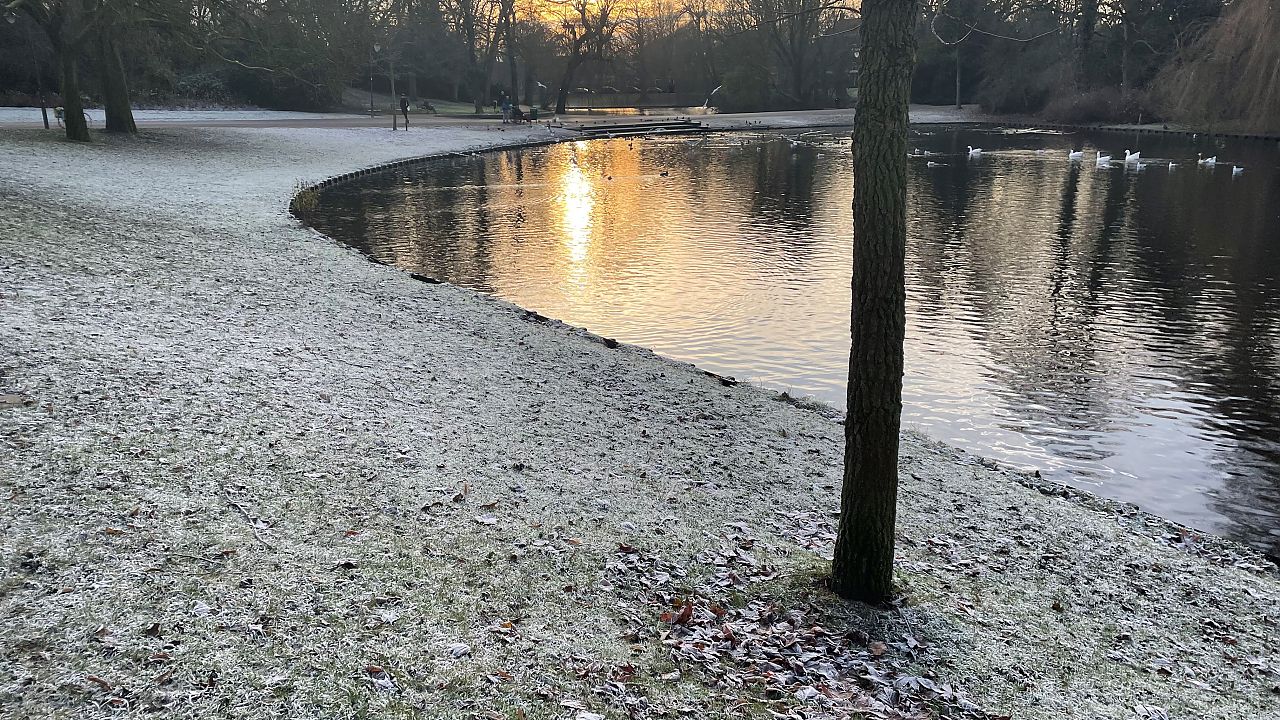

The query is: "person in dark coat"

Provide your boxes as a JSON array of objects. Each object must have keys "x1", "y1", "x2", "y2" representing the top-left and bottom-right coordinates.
[{"x1": 399, "y1": 93, "x2": 410, "y2": 129}]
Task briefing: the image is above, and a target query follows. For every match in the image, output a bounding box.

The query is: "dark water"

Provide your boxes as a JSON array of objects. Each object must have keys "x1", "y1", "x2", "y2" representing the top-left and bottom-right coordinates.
[{"x1": 307, "y1": 126, "x2": 1280, "y2": 557}]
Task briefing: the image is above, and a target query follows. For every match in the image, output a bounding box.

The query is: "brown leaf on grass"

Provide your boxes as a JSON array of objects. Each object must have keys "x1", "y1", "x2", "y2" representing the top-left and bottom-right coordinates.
[
  {"x1": 103, "y1": 527, "x2": 126, "y2": 536},
  {"x1": 85, "y1": 675, "x2": 113, "y2": 691},
  {"x1": 869, "y1": 641, "x2": 887, "y2": 657},
  {"x1": 673, "y1": 602, "x2": 693, "y2": 625},
  {"x1": 143, "y1": 622, "x2": 162, "y2": 638},
  {"x1": 344, "y1": 529, "x2": 360, "y2": 538},
  {"x1": 365, "y1": 665, "x2": 385, "y2": 675}
]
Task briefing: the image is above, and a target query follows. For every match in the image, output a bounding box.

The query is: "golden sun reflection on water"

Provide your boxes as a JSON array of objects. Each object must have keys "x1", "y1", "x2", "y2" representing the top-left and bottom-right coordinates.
[{"x1": 557, "y1": 159, "x2": 594, "y2": 277}]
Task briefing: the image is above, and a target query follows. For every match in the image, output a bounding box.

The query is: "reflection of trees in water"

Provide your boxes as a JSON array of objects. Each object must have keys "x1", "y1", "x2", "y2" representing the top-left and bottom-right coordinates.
[
  {"x1": 1124, "y1": 167, "x2": 1280, "y2": 555},
  {"x1": 905, "y1": 138, "x2": 1130, "y2": 458},
  {"x1": 903, "y1": 133, "x2": 1280, "y2": 555},
  {"x1": 746, "y1": 143, "x2": 817, "y2": 222}
]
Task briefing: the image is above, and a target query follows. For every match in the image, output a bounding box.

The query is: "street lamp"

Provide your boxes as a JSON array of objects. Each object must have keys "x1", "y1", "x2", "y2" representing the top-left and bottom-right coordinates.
[{"x1": 369, "y1": 43, "x2": 382, "y2": 117}]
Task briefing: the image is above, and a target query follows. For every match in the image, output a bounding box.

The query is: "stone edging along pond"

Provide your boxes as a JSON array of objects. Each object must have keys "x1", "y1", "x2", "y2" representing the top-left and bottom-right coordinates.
[{"x1": 288, "y1": 136, "x2": 560, "y2": 224}]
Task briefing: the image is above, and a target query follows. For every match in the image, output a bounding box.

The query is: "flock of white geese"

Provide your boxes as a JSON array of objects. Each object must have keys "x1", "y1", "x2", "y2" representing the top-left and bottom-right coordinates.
[{"x1": 916, "y1": 144, "x2": 1245, "y2": 175}]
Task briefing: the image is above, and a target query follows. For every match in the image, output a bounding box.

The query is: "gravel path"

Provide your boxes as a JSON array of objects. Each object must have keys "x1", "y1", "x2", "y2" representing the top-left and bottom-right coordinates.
[{"x1": 1, "y1": 118, "x2": 1277, "y2": 720}]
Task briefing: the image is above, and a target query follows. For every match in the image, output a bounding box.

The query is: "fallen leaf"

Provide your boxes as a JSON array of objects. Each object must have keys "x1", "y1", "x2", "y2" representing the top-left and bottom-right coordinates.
[
  {"x1": 85, "y1": 675, "x2": 113, "y2": 691},
  {"x1": 673, "y1": 602, "x2": 693, "y2": 625}
]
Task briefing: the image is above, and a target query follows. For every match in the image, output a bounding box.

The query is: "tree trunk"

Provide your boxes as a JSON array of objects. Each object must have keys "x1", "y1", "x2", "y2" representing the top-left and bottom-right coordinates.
[
  {"x1": 1120, "y1": 19, "x2": 1130, "y2": 96},
  {"x1": 389, "y1": 57, "x2": 398, "y2": 129},
  {"x1": 954, "y1": 44, "x2": 962, "y2": 109},
  {"x1": 522, "y1": 63, "x2": 534, "y2": 106},
  {"x1": 506, "y1": 27, "x2": 519, "y2": 102},
  {"x1": 556, "y1": 55, "x2": 583, "y2": 114},
  {"x1": 830, "y1": 0, "x2": 918, "y2": 604},
  {"x1": 472, "y1": 68, "x2": 486, "y2": 113},
  {"x1": 99, "y1": 33, "x2": 136, "y2": 133},
  {"x1": 58, "y1": 45, "x2": 90, "y2": 142},
  {"x1": 1076, "y1": 0, "x2": 1099, "y2": 89}
]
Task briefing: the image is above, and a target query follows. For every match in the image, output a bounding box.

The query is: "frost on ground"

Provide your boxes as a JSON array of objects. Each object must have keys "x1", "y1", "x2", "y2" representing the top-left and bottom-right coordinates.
[
  {"x1": 0, "y1": 107, "x2": 369, "y2": 126},
  {"x1": 1, "y1": 121, "x2": 1278, "y2": 720}
]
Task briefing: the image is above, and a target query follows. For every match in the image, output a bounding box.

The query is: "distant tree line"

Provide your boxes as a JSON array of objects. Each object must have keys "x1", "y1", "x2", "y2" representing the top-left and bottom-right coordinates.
[
  {"x1": 1, "y1": 0, "x2": 1276, "y2": 141},
  {"x1": 914, "y1": 0, "x2": 1278, "y2": 132}
]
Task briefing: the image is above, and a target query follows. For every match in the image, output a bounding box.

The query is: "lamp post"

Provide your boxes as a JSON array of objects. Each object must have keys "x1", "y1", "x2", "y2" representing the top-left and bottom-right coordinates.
[{"x1": 369, "y1": 43, "x2": 381, "y2": 117}]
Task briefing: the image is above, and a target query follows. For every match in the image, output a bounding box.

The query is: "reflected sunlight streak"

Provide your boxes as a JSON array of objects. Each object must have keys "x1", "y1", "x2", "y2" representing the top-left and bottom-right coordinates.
[{"x1": 558, "y1": 160, "x2": 595, "y2": 280}]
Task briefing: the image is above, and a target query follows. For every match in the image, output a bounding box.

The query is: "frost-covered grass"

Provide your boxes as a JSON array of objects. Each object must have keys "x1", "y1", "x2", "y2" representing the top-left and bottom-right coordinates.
[{"x1": 1, "y1": 119, "x2": 1277, "y2": 720}]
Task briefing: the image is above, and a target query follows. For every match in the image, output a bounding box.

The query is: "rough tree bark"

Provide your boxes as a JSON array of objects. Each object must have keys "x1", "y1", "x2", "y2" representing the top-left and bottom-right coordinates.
[
  {"x1": 99, "y1": 32, "x2": 137, "y2": 133},
  {"x1": 830, "y1": 0, "x2": 918, "y2": 603}
]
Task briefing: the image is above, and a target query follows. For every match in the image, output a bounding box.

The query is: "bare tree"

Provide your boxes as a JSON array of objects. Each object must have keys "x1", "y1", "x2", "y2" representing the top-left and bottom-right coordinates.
[
  {"x1": 9, "y1": 0, "x2": 99, "y2": 141},
  {"x1": 442, "y1": 0, "x2": 514, "y2": 111},
  {"x1": 831, "y1": 0, "x2": 918, "y2": 603},
  {"x1": 551, "y1": 0, "x2": 619, "y2": 113}
]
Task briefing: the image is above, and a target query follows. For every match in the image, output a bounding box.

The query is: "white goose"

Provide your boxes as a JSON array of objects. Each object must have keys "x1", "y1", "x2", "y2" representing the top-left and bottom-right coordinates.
[
  {"x1": 1095, "y1": 151, "x2": 1112, "y2": 167},
  {"x1": 1168, "y1": 162, "x2": 1178, "y2": 171},
  {"x1": 927, "y1": 161, "x2": 946, "y2": 167},
  {"x1": 1069, "y1": 150, "x2": 1084, "y2": 160},
  {"x1": 1232, "y1": 165, "x2": 1244, "y2": 176},
  {"x1": 1124, "y1": 149, "x2": 1141, "y2": 164},
  {"x1": 967, "y1": 145, "x2": 983, "y2": 157},
  {"x1": 1198, "y1": 154, "x2": 1217, "y2": 166}
]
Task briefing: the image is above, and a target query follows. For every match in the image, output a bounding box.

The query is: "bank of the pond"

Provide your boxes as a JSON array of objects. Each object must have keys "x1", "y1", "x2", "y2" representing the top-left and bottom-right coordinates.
[{"x1": 1, "y1": 115, "x2": 1277, "y2": 720}]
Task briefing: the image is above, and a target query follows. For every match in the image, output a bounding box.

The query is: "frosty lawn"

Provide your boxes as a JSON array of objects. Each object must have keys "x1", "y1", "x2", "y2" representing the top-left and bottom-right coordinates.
[{"x1": 1, "y1": 118, "x2": 1277, "y2": 720}]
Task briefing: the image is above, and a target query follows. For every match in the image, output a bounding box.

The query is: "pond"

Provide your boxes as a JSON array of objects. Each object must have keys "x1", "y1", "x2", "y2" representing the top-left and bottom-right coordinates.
[{"x1": 306, "y1": 125, "x2": 1280, "y2": 559}]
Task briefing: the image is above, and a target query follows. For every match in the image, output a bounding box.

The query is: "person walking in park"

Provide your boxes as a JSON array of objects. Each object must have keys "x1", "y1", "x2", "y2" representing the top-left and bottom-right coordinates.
[
  {"x1": 399, "y1": 93, "x2": 410, "y2": 130},
  {"x1": 500, "y1": 94, "x2": 512, "y2": 124}
]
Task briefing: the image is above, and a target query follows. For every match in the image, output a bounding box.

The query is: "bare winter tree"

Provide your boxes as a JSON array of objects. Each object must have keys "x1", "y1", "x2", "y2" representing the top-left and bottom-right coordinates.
[
  {"x1": 551, "y1": 0, "x2": 619, "y2": 113},
  {"x1": 9, "y1": 0, "x2": 98, "y2": 141},
  {"x1": 442, "y1": 0, "x2": 513, "y2": 112},
  {"x1": 831, "y1": 0, "x2": 918, "y2": 603}
]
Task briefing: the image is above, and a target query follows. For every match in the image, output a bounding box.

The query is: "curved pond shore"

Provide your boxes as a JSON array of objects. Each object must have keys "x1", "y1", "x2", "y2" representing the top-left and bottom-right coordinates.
[{"x1": 1, "y1": 114, "x2": 1278, "y2": 720}]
